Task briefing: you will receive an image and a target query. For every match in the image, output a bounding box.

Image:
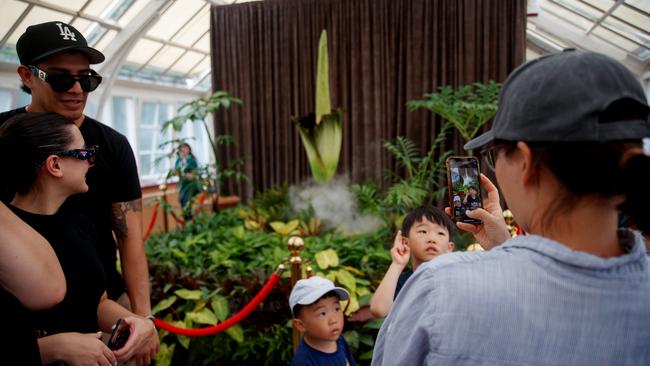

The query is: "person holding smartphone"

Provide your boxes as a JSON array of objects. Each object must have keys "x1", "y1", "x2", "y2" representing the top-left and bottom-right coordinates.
[
  {"x1": 0, "y1": 112, "x2": 158, "y2": 365},
  {"x1": 372, "y1": 50, "x2": 650, "y2": 365}
]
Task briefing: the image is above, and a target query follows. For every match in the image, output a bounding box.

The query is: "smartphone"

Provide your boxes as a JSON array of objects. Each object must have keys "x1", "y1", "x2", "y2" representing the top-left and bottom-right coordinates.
[
  {"x1": 446, "y1": 156, "x2": 483, "y2": 224},
  {"x1": 106, "y1": 318, "x2": 131, "y2": 350}
]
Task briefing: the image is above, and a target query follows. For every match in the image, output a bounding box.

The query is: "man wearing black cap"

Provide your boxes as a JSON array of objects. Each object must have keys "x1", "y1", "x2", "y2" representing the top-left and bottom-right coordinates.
[{"x1": 0, "y1": 21, "x2": 157, "y2": 361}]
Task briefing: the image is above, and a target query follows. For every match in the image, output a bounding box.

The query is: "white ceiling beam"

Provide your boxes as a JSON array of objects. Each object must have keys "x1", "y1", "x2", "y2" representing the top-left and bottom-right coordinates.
[
  {"x1": 0, "y1": 3, "x2": 34, "y2": 49},
  {"x1": 96, "y1": 0, "x2": 175, "y2": 118},
  {"x1": 585, "y1": 0, "x2": 625, "y2": 35}
]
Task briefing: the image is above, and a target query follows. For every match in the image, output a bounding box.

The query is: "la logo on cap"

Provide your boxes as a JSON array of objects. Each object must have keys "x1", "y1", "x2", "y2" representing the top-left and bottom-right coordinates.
[{"x1": 55, "y1": 22, "x2": 76, "y2": 41}]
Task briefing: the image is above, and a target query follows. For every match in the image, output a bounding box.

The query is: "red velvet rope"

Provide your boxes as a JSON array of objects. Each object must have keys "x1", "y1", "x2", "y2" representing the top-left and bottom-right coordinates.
[
  {"x1": 143, "y1": 202, "x2": 159, "y2": 241},
  {"x1": 153, "y1": 272, "x2": 281, "y2": 337},
  {"x1": 197, "y1": 191, "x2": 206, "y2": 205},
  {"x1": 170, "y1": 211, "x2": 186, "y2": 225}
]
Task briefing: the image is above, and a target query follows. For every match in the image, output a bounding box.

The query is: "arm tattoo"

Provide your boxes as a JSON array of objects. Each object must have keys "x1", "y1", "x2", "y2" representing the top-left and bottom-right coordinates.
[{"x1": 111, "y1": 199, "x2": 142, "y2": 241}]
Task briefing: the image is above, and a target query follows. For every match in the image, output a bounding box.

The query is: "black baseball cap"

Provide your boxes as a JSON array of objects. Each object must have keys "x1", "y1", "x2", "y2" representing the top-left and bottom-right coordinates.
[
  {"x1": 465, "y1": 49, "x2": 650, "y2": 150},
  {"x1": 16, "y1": 21, "x2": 105, "y2": 65}
]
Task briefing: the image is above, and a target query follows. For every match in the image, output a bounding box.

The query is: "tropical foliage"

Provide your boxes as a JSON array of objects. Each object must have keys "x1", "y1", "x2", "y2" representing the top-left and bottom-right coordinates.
[
  {"x1": 147, "y1": 206, "x2": 392, "y2": 365},
  {"x1": 406, "y1": 81, "x2": 501, "y2": 144}
]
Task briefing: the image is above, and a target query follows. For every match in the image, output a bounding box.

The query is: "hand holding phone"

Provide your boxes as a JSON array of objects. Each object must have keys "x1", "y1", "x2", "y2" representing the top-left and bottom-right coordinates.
[
  {"x1": 446, "y1": 156, "x2": 483, "y2": 224},
  {"x1": 107, "y1": 318, "x2": 131, "y2": 350}
]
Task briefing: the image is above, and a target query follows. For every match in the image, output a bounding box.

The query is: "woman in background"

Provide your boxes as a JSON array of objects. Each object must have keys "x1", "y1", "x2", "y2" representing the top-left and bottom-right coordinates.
[{"x1": 175, "y1": 142, "x2": 201, "y2": 219}]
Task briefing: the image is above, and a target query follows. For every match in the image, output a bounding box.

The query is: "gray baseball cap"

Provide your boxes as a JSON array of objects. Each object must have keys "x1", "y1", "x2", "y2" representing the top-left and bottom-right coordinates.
[
  {"x1": 465, "y1": 49, "x2": 650, "y2": 150},
  {"x1": 289, "y1": 276, "x2": 349, "y2": 316}
]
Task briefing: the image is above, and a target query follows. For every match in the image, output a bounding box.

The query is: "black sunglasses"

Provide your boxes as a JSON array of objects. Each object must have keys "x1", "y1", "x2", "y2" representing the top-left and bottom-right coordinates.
[
  {"x1": 30, "y1": 65, "x2": 102, "y2": 92},
  {"x1": 481, "y1": 147, "x2": 498, "y2": 171},
  {"x1": 55, "y1": 145, "x2": 98, "y2": 164}
]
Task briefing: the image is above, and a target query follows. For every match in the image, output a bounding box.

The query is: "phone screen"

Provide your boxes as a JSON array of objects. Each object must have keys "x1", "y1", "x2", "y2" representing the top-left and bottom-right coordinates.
[
  {"x1": 107, "y1": 318, "x2": 131, "y2": 350},
  {"x1": 446, "y1": 156, "x2": 482, "y2": 223}
]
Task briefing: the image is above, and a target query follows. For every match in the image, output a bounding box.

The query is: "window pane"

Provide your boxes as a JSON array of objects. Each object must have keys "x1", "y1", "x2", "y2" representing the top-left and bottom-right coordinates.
[
  {"x1": 140, "y1": 102, "x2": 157, "y2": 127},
  {"x1": 139, "y1": 126, "x2": 154, "y2": 151},
  {"x1": 112, "y1": 96, "x2": 129, "y2": 135},
  {"x1": 140, "y1": 153, "x2": 152, "y2": 176}
]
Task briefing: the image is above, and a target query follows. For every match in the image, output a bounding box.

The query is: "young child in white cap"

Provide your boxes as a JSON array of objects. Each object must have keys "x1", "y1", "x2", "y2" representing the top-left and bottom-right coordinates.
[{"x1": 289, "y1": 276, "x2": 356, "y2": 366}]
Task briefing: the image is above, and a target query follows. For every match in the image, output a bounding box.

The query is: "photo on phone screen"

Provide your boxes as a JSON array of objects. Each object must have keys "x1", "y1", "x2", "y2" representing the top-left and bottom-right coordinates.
[
  {"x1": 446, "y1": 156, "x2": 483, "y2": 224},
  {"x1": 107, "y1": 318, "x2": 131, "y2": 350}
]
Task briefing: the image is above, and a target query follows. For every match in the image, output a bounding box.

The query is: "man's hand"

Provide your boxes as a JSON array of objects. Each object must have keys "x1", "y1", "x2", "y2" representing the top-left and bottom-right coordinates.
[{"x1": 113, "y1": 316, "x2": 159, "y2": 366}]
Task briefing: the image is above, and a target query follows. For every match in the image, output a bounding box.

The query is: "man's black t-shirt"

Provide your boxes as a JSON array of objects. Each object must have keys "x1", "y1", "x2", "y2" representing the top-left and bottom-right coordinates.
[
  {"x1": 0, "y1": 108, "x2": 142, "y2": 299},
  {"x1": 10, "y1": 206, "x2": 106, "y2": 334},
  {"x1": 0, "y1": 288, "x2": 41, "y2": 365}
]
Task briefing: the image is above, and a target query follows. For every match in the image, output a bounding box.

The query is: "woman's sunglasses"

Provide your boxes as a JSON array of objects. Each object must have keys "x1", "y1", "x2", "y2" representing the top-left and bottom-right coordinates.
[
  {"x1": 30, "y1": 65, "x2": 102, "y2": 93},
  {"x1": 55, "y1": 145, "x2": 99, "y2": 165}
]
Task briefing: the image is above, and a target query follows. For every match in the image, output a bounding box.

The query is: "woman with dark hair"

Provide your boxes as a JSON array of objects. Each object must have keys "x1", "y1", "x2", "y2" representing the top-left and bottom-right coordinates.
[
  {"x1": 0, "y1": 112, "x2": 158, "y2": 365},
  {"x1": 174, "y1": 142, "x2": 200, "y2": 219},
  {"x1": 373, "y1": 50, "x2": 650, "y2": 365}
]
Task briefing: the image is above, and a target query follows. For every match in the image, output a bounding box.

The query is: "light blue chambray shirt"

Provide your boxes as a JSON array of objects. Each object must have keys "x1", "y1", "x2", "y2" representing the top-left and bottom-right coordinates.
[{"x1": 372, "y1": 230, "x2": 650, "y2": 366}]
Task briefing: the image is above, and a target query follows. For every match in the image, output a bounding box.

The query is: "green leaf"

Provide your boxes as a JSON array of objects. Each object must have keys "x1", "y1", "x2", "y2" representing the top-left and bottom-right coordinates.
[
  {"x1": 359, "y1": 334, "x2": 375, "y2": 347},
  {"x1": 269, "y1": 219, "x2": 300, "y2": 236},
  {"x1": 174, "y1": 289, "x2": 202, "y2": 300},
  {"x1": 336, "y1": 269, "x2": 356, "y2": 293},
  {"x1": 345, "y1": 294, "x2": 359, "y2": 315},
  {"x1": 185, "y1": 308, "x2": 218, "y2": 325},
  {"x1": 211, "y1": 295, "x2": 230, "y2": 322},
  {"x1": 363, "y1": 318, "x2": 384, "y2": 329},
  {"x1": 178, "y1": 335, "x2": 190, "y2": 349},
  {"x1": 360, "y1": 350, "x2": 375, "y2": 360},
  {"x1": 172, "y1": 320, "x2": 190, "y2": 349},
  {"x1": 225, "y1": 324, "x2": 245, "y2": 343},
  {"x1": 231, "y1": 225, "x2": 246, "y2": 239},
  {"x1": 155, "y1": 342, "x2": 175, "y2": 366},
  {"x1": 356, "y1": 286, "x2": 370, "y2": 297},
  {"x1": 343, "y1": 330, "x2": 359, "y2": 350},
  {"x1": 151, "y1": 296, "x2": 177, "y2": 315},
  {"x1": 315, "y1": 30, "x2": 331, "y2": 125},
  {"x1": 315, "y1": 249, "x2": 339, "y2": 269}
]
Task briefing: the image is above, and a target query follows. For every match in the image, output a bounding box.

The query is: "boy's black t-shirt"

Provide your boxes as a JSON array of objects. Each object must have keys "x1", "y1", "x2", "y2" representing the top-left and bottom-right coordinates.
[
  {"x1": 0, "y1": 107, "x2": 142, "y2": 299},
  {"x1": 0, "y1": 288, "x2": 41, "y2": 365},
  {"x1": 10, "y1": 206, "x2": 106, "y2": 334},
  {"x1": 394, "y1": 269, "x2": 413, "y2": 300}
]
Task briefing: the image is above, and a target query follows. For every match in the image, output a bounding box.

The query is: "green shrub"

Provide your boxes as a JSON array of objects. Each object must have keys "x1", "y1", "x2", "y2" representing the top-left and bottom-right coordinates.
[{"x1": 147, "y1": 208, "x2": 392, "y2": 365}]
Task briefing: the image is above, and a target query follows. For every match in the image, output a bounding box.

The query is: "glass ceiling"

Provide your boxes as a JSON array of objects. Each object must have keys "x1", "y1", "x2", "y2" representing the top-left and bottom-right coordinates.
[
  {"x1": 0, "y1": 0, "x2": 260, "y2": 92},
  {"x1": 0, "y1": 0, "x2": 648, "y2": 94},
  {"x1": 527, "y1": 0, "x2": 650, "y2": 75}
]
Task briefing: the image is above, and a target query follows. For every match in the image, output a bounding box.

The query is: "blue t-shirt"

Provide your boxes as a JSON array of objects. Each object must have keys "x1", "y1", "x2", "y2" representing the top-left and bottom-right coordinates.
[{"x1": 291, "y1": 335, "x2": 356, "y2": 366}]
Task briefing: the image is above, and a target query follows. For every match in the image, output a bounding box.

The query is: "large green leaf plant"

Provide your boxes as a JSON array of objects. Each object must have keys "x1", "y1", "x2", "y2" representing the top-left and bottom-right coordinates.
[{"x1": 291, "y1": 30, "x2": 343, "y2": 183}]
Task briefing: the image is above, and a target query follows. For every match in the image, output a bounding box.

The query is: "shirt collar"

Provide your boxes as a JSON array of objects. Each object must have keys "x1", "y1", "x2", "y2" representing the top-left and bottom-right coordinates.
[{"x1": 500, "y1": 229, "x2": 647, "y2": 271}]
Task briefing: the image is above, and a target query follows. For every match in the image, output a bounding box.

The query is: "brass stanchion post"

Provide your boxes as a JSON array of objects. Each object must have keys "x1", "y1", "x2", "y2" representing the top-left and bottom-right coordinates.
[{"x1": 287, "y1": 236, "x2": 304, "y2": 352}]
